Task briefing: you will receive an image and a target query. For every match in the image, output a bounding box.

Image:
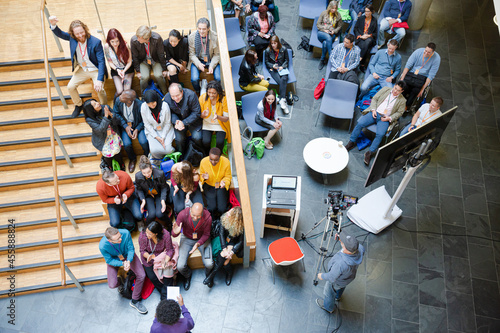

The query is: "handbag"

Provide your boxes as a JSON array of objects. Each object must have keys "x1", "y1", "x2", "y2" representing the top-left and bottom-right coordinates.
[
  {"x1": 102, "y1": 127, "x2": 123, "y2": 158},
  {"x1": 314, "y1": 78, "x2": 326, "y2": 100}
]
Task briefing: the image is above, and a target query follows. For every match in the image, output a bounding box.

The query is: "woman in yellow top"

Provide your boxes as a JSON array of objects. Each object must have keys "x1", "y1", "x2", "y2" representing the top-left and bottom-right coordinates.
[
  {"x1": 199, "y1": 147, "x2": 232, "y2": 218},
  {"x1": 199, "y1": 81, "x2": 231, "y2": 156}
]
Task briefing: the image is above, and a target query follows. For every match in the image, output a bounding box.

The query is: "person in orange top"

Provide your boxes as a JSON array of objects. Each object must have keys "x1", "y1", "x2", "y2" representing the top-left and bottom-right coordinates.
[
  {"x1": 199, "y1": 147, "x2": 232, "y2": 218},
  {"x1": 198, "y1": 80, "x2": 231, "y2": 156},
  {"x1": 96, "y1": 170, "x2": 143, "y2": 228}
]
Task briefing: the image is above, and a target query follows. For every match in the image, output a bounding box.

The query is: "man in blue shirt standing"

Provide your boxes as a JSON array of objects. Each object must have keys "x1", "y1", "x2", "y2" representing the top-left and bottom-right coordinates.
[
  {"x1": 316, "y1": 231, "x2": 365, "y2": 313},
  {"x1": 99, "y1": 227, "x2": 148, "y2": 314},
  {"x1": 377, "y1": 0, "x2": 412, "y2": 47},
  {"x1": 400, "y1": 42, "x2": 441, "y2": 107},
  {"x1": 359, "y1": 39, "x2": 402, "y2": 99}
]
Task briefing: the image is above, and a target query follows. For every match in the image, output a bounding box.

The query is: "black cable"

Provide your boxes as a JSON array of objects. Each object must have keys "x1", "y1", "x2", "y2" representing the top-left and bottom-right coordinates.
[{"x1": 393, "y1": 225, "x2": 500, "y2": 243}]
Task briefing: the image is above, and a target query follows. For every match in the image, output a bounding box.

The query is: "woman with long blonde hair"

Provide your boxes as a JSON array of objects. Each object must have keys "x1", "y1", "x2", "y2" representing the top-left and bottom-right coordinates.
[{"x1": 203, "y1": 206, "x2": 244, "y2": 286}]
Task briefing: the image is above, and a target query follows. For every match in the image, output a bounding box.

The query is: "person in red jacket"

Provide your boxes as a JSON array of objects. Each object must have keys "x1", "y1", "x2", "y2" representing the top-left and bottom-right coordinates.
[
  {"x1": 96, "y1": 170, "x2": 143, "y2": 228},
  {"x1": 171, "y1": 203, "x2": 213, "y2": 289}
]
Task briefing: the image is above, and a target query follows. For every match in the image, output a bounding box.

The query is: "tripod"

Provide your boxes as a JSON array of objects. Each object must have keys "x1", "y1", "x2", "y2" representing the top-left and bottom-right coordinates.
[{"x1": 301, "y1": 205, "x2": 343, "y2": 286}]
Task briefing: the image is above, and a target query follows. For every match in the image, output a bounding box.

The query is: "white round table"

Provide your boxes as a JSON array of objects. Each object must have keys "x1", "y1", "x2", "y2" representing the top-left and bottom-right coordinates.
[{"x1": 303, "y1": 138, "x2": 349, "y2": 184}]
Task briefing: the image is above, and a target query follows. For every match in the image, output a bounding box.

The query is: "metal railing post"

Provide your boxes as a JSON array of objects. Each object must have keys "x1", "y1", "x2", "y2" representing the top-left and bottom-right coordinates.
[
  {"x1": 54, "y1": 128, "x2": 74, "y2": 168},
  {"x1": 59, "y1": 197, "x2": 78, "y2": 230},
  {"x1": 43, "y1": 6, "x2": 64, "y2": 52},
  {"x1": 48, "y1": 64, "x2": 68, "y2": 109},
  {"x1": 65, "y1": 266, "x2": 84, "y2": 292}
]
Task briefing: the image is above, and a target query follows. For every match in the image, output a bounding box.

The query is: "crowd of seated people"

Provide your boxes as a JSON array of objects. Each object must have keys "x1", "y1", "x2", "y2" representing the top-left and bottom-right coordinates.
[
  {"x1": 309, "y1": 1, "x2": 441, "y2": 167},
  {"x1": 47, "y1": 12, "x2": 256, "y2": 326}
]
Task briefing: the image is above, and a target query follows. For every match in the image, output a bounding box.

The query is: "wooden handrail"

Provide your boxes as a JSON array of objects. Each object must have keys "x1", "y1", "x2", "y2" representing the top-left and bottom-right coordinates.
[
  {"x1": 40, "y1": 0, "x2": 66, "y2": 285},
  {"x1": 210, "y1": 0, "x2": 256, "y2": 248}
]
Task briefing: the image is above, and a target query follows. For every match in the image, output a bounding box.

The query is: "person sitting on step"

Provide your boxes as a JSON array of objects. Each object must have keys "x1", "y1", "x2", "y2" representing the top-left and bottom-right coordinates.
[
  {"x1": 203, "y1": 206, "x2": 244, "y2": 287},
  {"x1": 49, "y1": 16, "x2": 108, "y2": 118},
  {"x1": 83, "y1": 99, "x2": 125, "y2": 171},
  {"x1": 99, "y1": 227, "x2": 148, "y2": 314},
  {"x1": 135, "y1": 156, "x2": 172, "y2": 231}
]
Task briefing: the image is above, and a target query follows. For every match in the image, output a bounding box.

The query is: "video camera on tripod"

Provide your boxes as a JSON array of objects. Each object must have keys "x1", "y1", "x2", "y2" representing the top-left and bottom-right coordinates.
[{"x1": 301, "y1": 190, "x2": 358, "y2": 285}]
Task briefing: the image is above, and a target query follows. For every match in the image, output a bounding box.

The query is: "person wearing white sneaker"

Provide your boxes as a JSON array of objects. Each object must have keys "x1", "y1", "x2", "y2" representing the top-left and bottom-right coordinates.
[
  {"x1": 264, "y1": 36, "x2": 290, "y2": 115},
  {"x1": 255, "y1": 90, "x2": 282, "y2": 150},
  {"x1": 99, "y1": 227, "x2": 148, "y2": 314}
]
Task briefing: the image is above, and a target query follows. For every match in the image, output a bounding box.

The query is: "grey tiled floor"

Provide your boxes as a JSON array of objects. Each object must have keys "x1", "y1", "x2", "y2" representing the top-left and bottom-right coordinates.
[{"x1": 2, "y1": 0, "x2": 500, "y2": 332}]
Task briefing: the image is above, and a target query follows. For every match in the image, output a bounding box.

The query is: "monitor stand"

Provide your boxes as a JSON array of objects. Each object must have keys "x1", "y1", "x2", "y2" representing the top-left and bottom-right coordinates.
[{"x1": 347, "y1": 163, "x2": 420, "y2": 234}]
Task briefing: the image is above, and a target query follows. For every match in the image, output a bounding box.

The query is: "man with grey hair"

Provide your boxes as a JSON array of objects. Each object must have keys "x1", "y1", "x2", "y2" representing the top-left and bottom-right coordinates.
[
  {"x1": 112, "y1": 89, "x2": 149, "y2": 172},
  {"x1": 188, "y1": 18, "x2": 221, "y2": 94},
  {"x1": 131, "y1": 25, "x2": 168, "y2": 94},
  {"x1": 163, "y1": 83, "x2": 203, "y2": 156}
]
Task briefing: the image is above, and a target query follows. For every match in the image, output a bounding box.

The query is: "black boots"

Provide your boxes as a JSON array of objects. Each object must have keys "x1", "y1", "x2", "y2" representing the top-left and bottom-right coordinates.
[{"x1": 224, "y1": 264, "x2": 233, "y2": 286}]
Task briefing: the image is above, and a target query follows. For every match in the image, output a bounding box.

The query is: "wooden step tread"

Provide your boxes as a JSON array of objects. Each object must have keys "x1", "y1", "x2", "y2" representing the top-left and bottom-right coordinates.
[
  {"x1": 0, "y1": 65, "x2": 72, "y2": 83},
  {"x1": 0, "y1": 242, "x2": 104, "y2": 271},
  {"x1": 0, "y1": 141, "x2": 98, "y2": 167},
  {"x1": 0, "y1": 84, "x2": 93, "y2": 105},
  {"x1": 0, "y1": 171, "x2": 99, "y2": 191},
  {"x1": 0, "y1": 263, "x2": 107, "y2": 295},
  {"x1": 0, "y1": 76, "x2": 73, "y2": 92},
  {"x1": 0, "y1": 122, "x2": 92, "y2": 145},
  {"x1": 0, "y1": 219, "x2": 107, "y2": 251},
  {"x1": 0, "y1": 105, "x2": 83, "y2": 129},
  {"x1": 0, "y1": 201, "x2": 105, "y2": 228},
  {"x1": 0, "y1": 57, "x2": 71, "y2": 68},
  {"x1": 0, "y1": 132, "x2": 91, "y2": 149},
  {"x1": 0, "y1": 253, "x2": 103, "y2": 273},
  {"x1": 0, "y1": 160, "x2": 100, "y2": 187},
  {"x1": 0, "y1": 212, "x2": 104, "y2": 231},
  {"x1": 0, "y1": 192, "x2": 98, "y2": 211}
]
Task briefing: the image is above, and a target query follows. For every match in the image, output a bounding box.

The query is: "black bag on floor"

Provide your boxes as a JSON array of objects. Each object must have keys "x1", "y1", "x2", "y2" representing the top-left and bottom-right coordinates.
[
  {"x1": 184, "y1": 141, "x2": 204, "y2": 167},
  {"x1": 119, "y1": 270, "x2": 136, "y2": 299},
  {"x1": 298, "y1": 36, "x2": 312, "y2": 52},
  {"x1": 280, "y1": 38, "x2": 294, "y2": 57}
]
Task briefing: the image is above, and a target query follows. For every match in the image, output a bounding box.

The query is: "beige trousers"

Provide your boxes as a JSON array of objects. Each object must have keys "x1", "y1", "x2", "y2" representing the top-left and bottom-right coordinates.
[
  {"x1": 67, "y1": 67, "x2": 107, "y2": 106},
  {"x1": 139, "y1": 62, "x2": 168, "y2": 95}
]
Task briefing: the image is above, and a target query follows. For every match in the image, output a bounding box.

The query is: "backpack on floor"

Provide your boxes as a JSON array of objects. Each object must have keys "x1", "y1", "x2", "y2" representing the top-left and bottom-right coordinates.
[
  {"x1": 143, "y1": 79, "x2": 164, "y2": 99},
  {"x1": 119, "y1": 270, "x2": 136, "y2": 299},
  {"x1": 298, "y1": 36, "x2": 312, "y2": 52},
  {"x1": 280, "y1": 38, "x2": 294, "y2": 58},
  {"x1": 244, "y1": 137, "x2": 265, "y2": 159}
]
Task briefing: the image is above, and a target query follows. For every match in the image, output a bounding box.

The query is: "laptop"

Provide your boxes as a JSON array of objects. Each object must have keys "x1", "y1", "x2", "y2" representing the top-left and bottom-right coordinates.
[{"x1": 268, "y1": 176, "x2": 297, "y2": 206}]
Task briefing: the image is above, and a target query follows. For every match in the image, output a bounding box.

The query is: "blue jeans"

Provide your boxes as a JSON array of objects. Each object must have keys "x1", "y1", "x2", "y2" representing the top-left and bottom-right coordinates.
[
  {"x1": 323, "y1": 281, "x2": 345, "y2": 312},
  {"x1": 120, "y1": 129, "x2": 149, "y2": 160},
  {"x1": 350, "y1": 112, "x2": 390, "y2": 153},
  {"x1": 107, "y1": 193, "x2": 143, "y2": 227},
  {"x1": 317, "y1": 31, "x2": 336, "y2": 61},
  {"x1": 359, "y1": 74, "x2": 394, "y2": 99},
  {"x1": 399, "y1": 123, "x2": 412, "y2": 137},
  {"x1": 191, "y1": 63, "x2": 221, "y2": 93},
  {"x1": 378, "y1": 18, "x2": 406, "y2": 46}
]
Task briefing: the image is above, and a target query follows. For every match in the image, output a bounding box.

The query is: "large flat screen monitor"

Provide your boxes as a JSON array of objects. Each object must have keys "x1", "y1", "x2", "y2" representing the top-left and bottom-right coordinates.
[{"x1": 365, "y1": 106, "x2": 458, "y2": 187}]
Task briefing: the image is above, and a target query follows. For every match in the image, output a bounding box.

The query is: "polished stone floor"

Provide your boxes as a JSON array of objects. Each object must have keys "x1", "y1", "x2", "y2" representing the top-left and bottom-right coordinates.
[{"x1": 1, "y1": 0, "x2": 500, "y2": 332}]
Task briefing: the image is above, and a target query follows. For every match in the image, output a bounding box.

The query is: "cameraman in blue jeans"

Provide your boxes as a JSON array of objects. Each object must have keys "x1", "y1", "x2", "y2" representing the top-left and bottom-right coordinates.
[{"x1": 316, "y1": 231, "x2": 365, "y2": 313}]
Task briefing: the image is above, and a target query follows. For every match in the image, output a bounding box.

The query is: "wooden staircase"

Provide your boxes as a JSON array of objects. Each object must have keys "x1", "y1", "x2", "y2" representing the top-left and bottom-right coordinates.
[{"x1": 0, "y1": 58, "x2": 110, "y2": 297}]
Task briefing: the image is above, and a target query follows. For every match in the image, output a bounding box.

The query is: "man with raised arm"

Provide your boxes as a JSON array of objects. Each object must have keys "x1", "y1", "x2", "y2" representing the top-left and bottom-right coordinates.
[{"x1": 49, "y1": 16, "x2": 108, "y2": 118}]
